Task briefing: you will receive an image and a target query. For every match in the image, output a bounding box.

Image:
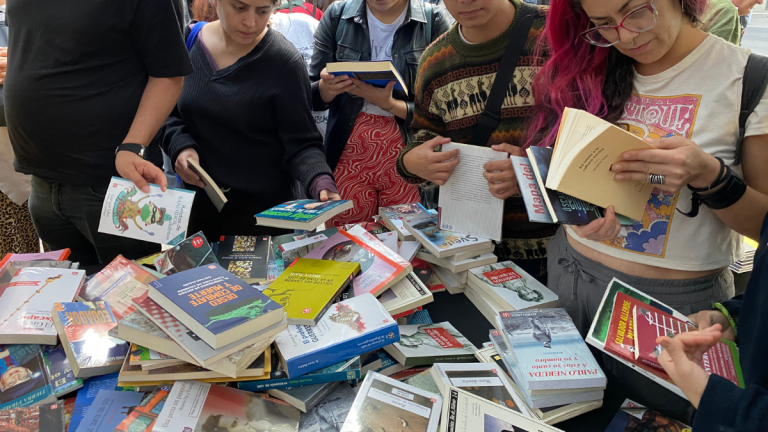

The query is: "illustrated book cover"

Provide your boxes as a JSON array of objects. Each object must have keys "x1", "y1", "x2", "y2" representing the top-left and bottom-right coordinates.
[
  {"x1": 77, "y1": 255, "x2": 158, "y2": 321},
  {"x1": 237, "y1": 355, "x2": 362, "y2": 392},
  {"x1": 74, "y1": 389, "x2": 145, "y2": 432},
  {"x1": 379, "y1": 202, "x2": 432, "y2": 240},
  {"x1": 603, "y1": 399, "x2": 691, "y2": 432},
  {"x1": 41, "y1": 345, "x2": 83, "y2": 398},
  {"x1": 404, "y1": 216, "x2": 493, "y2": 259},
  {"x1": 382, "y1": 322, "x2": 476, "y2": 367},
  {"x1": 156, "y1": 231, "x2": 218, "y2": 276},
  {"x1": 298, "y1": 383, "x2": 358, "y2": 432},
  {"x1": 255, "y1": 199, "x2": 354, "y2": 231},
  {"x1": 0, "y1": 345, "x2": 57, "y2": 410},
  {"x1": 0, "y1": 402, "x2": 65, "y2": 432},
  {"x1": 112, "y1": 385, "x2": 172, "y2": 432},
  {"x1": 68, "y1": 373, "x2": 120, "y2": 432},
  {"x1": 216, "y1": 235, "x2": 271, "y2": 284},
  {"x1": 468, "y1": 261, "x2": 558, "y2": 311}
]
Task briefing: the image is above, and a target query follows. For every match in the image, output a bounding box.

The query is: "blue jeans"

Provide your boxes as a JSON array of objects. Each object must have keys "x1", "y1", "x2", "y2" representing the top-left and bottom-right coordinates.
[{"x1": 28, "y1": 176, "x2": 158, "y2": 266}]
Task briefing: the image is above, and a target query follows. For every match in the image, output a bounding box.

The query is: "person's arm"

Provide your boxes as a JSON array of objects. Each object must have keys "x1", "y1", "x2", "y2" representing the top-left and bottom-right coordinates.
[
  {"x1": 695, "y1": 375, "x2": 768, "y2": 431},
  {"x1": 162, "y1": 105, "x2": 205, "y2": 188},
  {"x1": 309, "y1": 4, "x2": 353, "y2": 110},
  {"x1": 704, "y1": 3, "x2": 742, "y2": 45}
]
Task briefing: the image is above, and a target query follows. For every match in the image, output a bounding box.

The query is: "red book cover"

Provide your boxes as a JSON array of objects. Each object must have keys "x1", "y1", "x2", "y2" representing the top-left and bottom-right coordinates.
[{"x1": 633, "y1": 303, "x2": 745, "y2": 388}]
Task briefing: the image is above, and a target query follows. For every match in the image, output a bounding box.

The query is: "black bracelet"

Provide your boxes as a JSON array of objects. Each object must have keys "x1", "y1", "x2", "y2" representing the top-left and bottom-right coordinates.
[
  {"x1": 689, "y1": 157, "x2": 728, "y2": 193},
  {"x1": 679, "y1": 165, "x2": 747, "y2": 217}
]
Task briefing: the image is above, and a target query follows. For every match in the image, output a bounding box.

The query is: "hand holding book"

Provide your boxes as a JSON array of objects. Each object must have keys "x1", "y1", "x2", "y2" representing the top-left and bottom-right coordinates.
[
  {"x1": 483, "y1": 143, "x2": 523, "y2": 200},
  {"x1": 568, "y1": 205, "x2": 623, "y2": 242},
  {"x1": 655, "y1": 324, "x2": 724, "y2": 409},
  {"x1": 319, "y1": 67, "x2": 355, "y2": 103},
  {"x1": 175, "y1": 148, "x2": 205, "y2": 188},
  {"x1": 402, "y1": 136, "x2": 456, "y2": 185},
  {"x1": 688, "y1": 309, "x2": 736, "y2": 341}
]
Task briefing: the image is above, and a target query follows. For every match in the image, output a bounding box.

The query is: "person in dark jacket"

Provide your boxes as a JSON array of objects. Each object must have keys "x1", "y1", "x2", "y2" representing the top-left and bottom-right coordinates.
[
  {"x1": 165, "y1": 0, "x2": 339, "y2": 240},
  {"x1": 657, "y1": 210, "x2": 768, "y2": 431},
  {"x1": 309, "y1": 0, "x2": 450, "y2": 227}
]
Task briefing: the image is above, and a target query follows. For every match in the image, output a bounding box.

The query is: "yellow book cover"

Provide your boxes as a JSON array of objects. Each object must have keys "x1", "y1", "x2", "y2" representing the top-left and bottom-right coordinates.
[{"x1": 262, "y1": 258, "x2": 360, "y2": 326}]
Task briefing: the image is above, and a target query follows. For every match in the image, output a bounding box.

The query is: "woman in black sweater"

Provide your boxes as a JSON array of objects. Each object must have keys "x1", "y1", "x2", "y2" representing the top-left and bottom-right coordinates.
[{"x1": 164, "y1": 0, "x2": 340, "y2": 240}]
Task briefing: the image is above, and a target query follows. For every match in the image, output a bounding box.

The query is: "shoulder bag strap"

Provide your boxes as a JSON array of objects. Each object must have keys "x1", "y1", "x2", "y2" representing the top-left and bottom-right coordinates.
[
  {"x1": 473, "y1": 2, "x2": 537, "y2": 146},
  {"x1": 185, "y1": 21, "x2": 207, "y2": 52},
  {"x1": 736, "y1": 53, "x2": 768, "y2": 165},
  {"x1": 425, "y1": 3, "x2": 433, "y2": 42}
]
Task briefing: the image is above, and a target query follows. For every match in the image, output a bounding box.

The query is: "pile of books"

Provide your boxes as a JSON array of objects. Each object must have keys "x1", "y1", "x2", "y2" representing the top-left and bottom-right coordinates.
[{"x1": 730, "y1": 239, "x2": 757, "y2": 274}]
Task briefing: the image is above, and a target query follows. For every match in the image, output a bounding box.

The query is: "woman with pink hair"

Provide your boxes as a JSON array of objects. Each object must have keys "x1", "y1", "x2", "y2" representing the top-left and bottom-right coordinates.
[{"x1": 527, "y1": 0, "x2": 768, "y2": 419}]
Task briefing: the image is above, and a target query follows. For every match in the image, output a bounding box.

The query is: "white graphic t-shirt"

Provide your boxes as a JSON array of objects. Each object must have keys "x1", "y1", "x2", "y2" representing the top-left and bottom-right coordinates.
[
  {"x1": 568, "y1": 35, "x2": 768, "y2": 271},
  {"x1": 270, "y1": 13, "x2": 328, "y2": 136},
  {"x1": 361, "y1": 5, "x2": 407, "y2": 117}
]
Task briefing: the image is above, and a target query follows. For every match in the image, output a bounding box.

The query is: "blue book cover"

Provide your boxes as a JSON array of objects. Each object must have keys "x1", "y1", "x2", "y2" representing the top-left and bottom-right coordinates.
[
  {"x1": 237, "y1": 356, "x2": 362, "y2": 392},
  {"x1": 68, "y1": 372, "x2": 120, "y2": 432},
  {"x1": 54, "y1": 301, "x2": 129, "y2": 371},
  {"x1": 498, "y1": 308, "x2": 606, "y2": 391},
  {"x1": 42, "y1": 345, "x2": 83, "y2": 397},
  {"x1": 255, "y1": 199, "x2": 351, "y2": 222},
  {"x1": 327, "y1": 61, "x2": 407, "y2": 93},
  {"x1": 149, "y1": 264, "x2": 283, "y2": 341},
  {"x1": 0, "y1": 345, "x2": 55, "y2": 410},
  {"x1": 75, "y1": 389, "x2": 145, "y2": 432}
]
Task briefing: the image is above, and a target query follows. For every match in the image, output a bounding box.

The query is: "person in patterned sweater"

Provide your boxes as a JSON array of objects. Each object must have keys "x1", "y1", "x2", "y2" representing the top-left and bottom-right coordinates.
[{"x1": 396, "y1": 0, "x2": 554, "y2": 281}]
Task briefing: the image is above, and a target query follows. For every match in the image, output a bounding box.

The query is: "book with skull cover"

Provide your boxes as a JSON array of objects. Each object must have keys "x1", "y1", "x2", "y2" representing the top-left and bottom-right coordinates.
[
  {"x1": 382, "y1": 322, "x2": 476, "y2": 367},
  {"x1": 468, "y1": 261, "x2": 558, "y2": 311}
]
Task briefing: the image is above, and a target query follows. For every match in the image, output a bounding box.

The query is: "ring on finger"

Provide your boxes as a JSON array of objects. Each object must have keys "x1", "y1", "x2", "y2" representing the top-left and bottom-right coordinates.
[{"x1": 647, "y1": 173, "x2": 665, "y2": 185}]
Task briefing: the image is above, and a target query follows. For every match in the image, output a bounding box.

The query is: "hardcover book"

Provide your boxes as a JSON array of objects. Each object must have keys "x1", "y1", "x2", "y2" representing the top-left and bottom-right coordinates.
[
  {"x1": 153, "y1": 381, "x2": 300, "y2": 432},
  {"x1": 0, "y1": 402, "x2": 66, "y2": 432},
  {"x1": 237, "y1": 355, "x2": 362, "y2": 392},
  {"x1": 298, "y1": 383, "x2": 357, "y2": 432},
  {"x1": 0, "y1": 267, "x2": 85, "y2": 345},
  {"x1": 340, "y1": 372, "x2": 441, "y2": 432},
  {"x1": 305, "y1": 229, "x2": 410, "y2": 297},
  {"x1": 499, "y1": 309, "x2": 606, "y2": 391},
  {"x1": 382, "y1": 322, "x2": 476, "y2": 367},
  {"x1": 404, "y1": 216, "x2": 493, "y2": 259},
  {"x1": 255, "y1": 199, "x2": 354, "y2": 231},
  {"x1": 77, "y1": 255, "x2": 158, "y2": 320},
  {"x1": 0, "y1": 345, "x2": 57, "y2": 410},
  {"x1": 262, "y1": 258, "x2": 360, "y2": 325},
  {"x1": 97, "y1": 176, "x2": 195, "y2": 246},
  {"x1": 440, "y1": 387, "x2": 562, "y2": 432},
  {"x1": 327, "y1": 61, "x2": 408, "y2": 94},
  {"x1": 216, "y1": 235, "x2": 271, "y2": 284},
  {"x1": 148, "y1": 263, "x2": 285, "y2": 349},
  {"x1": 113, "y1": 385, "x2": 172, "y2": 432},
  {"x1": 131, "y1": 297, "x2": 284, "y2": 377},
  {"x1": 52, "y1": 302, "x2": 128, "y2": 377},
  {"x1": 274, "y1": 294, "x2": 399, "y2": 378},
  {"x1": 468, "y1": 261, "x2": 559, "y2": 311},
  {"x1": 187, "y1": 157, "x2": 227, "y2": 212},
  {"x1": 156, "y1": 231, "x2": 218, "y2": 276},
  {"x1": 379, "y1": 202, "x2": 432, "y2": 240},
  {"x1": 75, "y1": 389, "x2": 145, "y2": 432},
  {"x1": 42, "y1": 345, "x2": 83, "y2": 398}
]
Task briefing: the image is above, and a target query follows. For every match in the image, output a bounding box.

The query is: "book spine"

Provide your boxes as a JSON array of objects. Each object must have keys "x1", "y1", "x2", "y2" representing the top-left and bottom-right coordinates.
[
  {"x1": 286, "y1": 324, "x2": 399, "y2": 378},
  {"x1": 237, "y1": 369, "x2": 361, "y2": 391}
]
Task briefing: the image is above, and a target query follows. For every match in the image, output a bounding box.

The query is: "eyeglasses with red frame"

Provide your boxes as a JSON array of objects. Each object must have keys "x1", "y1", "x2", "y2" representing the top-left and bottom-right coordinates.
[{"x1": 581, "y1": 0, "x2": 659, "y2": 47}]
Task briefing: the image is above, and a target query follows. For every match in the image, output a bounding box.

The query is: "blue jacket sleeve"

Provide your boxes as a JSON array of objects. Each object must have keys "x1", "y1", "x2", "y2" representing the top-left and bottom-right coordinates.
[{"x1": 695, "y1": 374, "x2": 768, "y2": 431}]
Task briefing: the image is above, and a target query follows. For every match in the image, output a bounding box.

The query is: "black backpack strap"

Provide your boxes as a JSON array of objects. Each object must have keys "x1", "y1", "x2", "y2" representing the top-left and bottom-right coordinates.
[
  {"x1": 473, "y1": 2, "x2": 537, "y2": 146},
  {"x1": 736, "y1": 53, "x2": 768, "y2": 165}
]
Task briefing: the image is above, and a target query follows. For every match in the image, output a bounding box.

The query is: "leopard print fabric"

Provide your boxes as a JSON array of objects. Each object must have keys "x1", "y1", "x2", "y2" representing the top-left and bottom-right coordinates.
[{"x1": 0, "y1": 191, "x2": 40, "y2": 255}]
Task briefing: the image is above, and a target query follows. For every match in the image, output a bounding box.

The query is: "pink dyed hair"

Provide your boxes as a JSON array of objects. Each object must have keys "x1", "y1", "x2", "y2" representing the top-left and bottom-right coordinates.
[{"x1": 525, "y1": 0, "x2": 708, "y2": 148}]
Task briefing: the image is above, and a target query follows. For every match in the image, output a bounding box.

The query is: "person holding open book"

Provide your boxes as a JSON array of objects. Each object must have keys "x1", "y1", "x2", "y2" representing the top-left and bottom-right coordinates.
[
  {"x1": 525, "y1": 0, "x2": 768, "y2": 419},
  {"x1": 164, "y1": 0, "x2": 340, "y2": 240},
  {"x1": 308, "y1": 0, "x2": 450, "y2": 226}
]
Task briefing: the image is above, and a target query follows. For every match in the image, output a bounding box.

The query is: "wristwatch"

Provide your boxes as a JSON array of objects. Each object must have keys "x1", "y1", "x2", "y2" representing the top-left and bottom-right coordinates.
[{"x1": 115, "y1": 143, "x2": 147, "y2": 160}]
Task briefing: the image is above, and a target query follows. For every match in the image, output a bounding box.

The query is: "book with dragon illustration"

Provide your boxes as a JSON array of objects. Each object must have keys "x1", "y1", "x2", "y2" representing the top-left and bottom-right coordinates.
[
  {"x1": 467, "y1": 261, "x2": 558, "y2": 311},
  {"x1": 274, "y1": 294, "x2": 399, "y2": 378},
  {"x1": 305, "y1": 227, "x2": 411, "y2": 298},
  {"x1": 51, "y1": 302, "x2": 128, "y2": 378},
  {"x1": 76, "y1": 255, "x2": 158, "y2": 321},
  {"x1": 262, "y1": 258, "x2": 360, "y2": 326},
  {"x1": 97, "y1": 176, "x2": 195, "y2": 246},
  {"x1": 0, "y1": 345, "x2": 57, "y2": 410},
  {"x1": 148, "y1": 263, "x2": 285, "y2": 349},
  {"x1": 216, "y1": 235, "x2": 271, "y2": 284},
  {"x1": 404, "y1": 216, "x2": 493, "y2": 259},
  {"x1": 0, "y1": 268, "x2": 85, "y2": 345},
  {"x1": 255, "y1": 199, "x2": 354, "y2": 231},
  {"x1": 383, "y1": 322, "x2": 476, "y2": 368}
]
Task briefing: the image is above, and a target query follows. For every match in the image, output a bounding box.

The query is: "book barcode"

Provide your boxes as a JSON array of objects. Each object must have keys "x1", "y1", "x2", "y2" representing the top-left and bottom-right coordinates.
[{"x1": 441, "y1": 223, "x2": 453, "y2": 231}]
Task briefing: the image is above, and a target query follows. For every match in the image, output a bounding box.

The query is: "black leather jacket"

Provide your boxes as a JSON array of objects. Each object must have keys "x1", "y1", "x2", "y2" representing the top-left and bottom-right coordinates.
[{"x1": 309, "y1": 0, "x2": 451, "y2": 170}]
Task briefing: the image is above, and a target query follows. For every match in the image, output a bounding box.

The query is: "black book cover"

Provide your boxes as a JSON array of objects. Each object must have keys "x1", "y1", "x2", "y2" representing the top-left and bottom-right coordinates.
[{"x1": 215, "y1": 236, "x2": 271, "y2": 283}]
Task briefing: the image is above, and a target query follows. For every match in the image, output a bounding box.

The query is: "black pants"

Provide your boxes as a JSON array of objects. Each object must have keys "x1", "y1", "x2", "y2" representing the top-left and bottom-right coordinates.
[
  {"x1": 187, "y1": 186, "x2": 291, "y2": 242},
  {"x1": 28, "y1": 176, "x2": 159, "y2": 266}
]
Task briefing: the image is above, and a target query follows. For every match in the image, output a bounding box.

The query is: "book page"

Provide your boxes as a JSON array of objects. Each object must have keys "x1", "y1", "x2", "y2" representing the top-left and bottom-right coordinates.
[
  {"x1": 550, "y1": 109, "x2": 611, "y2": 181},
  {"x1": 438, "y1": 143, "x2": 506, "y2": 241}
]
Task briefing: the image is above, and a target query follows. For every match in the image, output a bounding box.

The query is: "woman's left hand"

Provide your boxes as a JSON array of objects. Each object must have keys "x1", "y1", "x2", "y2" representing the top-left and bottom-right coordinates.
[
  {"x1": 347, "y1": 78, "x2": 396, "y2": 112},
  {"x1": 320, "y1": 190, "x2": 341, "y2": 201},
  {"x1": 612, "y1": 136, "x2": 721, "y2": 192}
]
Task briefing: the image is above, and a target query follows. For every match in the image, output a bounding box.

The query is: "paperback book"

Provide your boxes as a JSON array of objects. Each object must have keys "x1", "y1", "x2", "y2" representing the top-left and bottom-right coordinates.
[
  {"x1": 0, "y1": 402, "x2": 65, "y2": 432},
  {"x1": 0, "y1": 249, "x2": 70, "y2": 274},
  {"x1": 499, "y1": 308, "x2": 606, "y2": 391},
  {"x1": 371, "y1": 272, "x2": 434, "y2": 317},
  {"x1": 187, "y1": 157, "x2": 227, "y2": 212},
  {"x1": 156, "y1": 231, "x2": 218, "y2": 276},
  {"x1": 148, "y1": 263, "x2": 285, "y2": 349},
  {"x1": 0, "y1": 345, "x2": 57, "y2": 410},
  {"x1": 41, "y1": 345, "x2": 83, "y2": 398},
  {"x1": 278, "y1": 233, "x2": 328, "y2": 264},
  {"x1": 117, "y1": 350, "x2": 269, "y2": 385},
  {"x1": 604, "y1": 399, "x2": 691, "y2": 432},
  {"x1": 153, "y1": 381, "x2": 300, "y2": 432},
  {"x1": 52, "y1": 301, "x2": 129, "y2": 377},
  {"x1": 340, "y1": 372, "x2": 441, "y2": 432},
  {"x1": 404, "y1": 216, "x2": 493, "y2": 259},
  {"x1": 267, "y1": 381, "x2": 340, "y2": 413},
  {"x1": 0, "y1": 267, "x2": 85, "y2": 345},
  {"x1": 113, "y1": 385, "x2": 172, "y2": 432},
  {"x1": 298, "y1": 383, "x2": 357, "y2": 432},
  {"x1": 255, "y1": 199, "x2": 354, "y2": 231},
  {"x1": 274, "y1": 294, "x2": 399, "y2": 378},
  {"x1": 262, "y1": 258, "x2": 360, "y2": 325},
  {"x1": 68, "y1": 373, "x2": 120, "y2": 432},
  {"x1": 237, "y1": 355, "x2": 362, "y2": 392},
  {"x1": 75, "y1": 389, "x2": 145, "y2": 432},
  {"x1": 468, "y1": 261, "x2": 559, "y2": 311},
  {"x1": 383, "y1": 322, "x2": 476, "y2": 367},
  {"x1": 379, "y1": 202, "x2": 432, "y2": 240},
  {"x1": 418, "y1": 248, "x2": 498, "y2": 273},
  {"x1": 116, "y1": 311, "x2": 198, "y2": 367},
  {"x1": 429, "y1": 264, "x2": 465, "y2": 294},
  {"x1": 97, "y1": 176, "x2": 195, "y2": 246},
  {"x1": 215, "y1": 235, "x2": 271, "y2": 284},
  {"x1": 77, "y1": 255, "x2": 158, "y2": 320},
  {"x1": 327, "y1": 61, "x2": 408, "y2": 93},
  {"x1": 128, "y1": 344, "x2": 184, "y2": 369}
]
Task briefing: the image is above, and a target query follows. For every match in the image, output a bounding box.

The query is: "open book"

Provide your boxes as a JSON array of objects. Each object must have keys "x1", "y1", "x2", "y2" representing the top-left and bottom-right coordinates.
[
  {"x1": 543, "y1": 108, "x2": 656, "y2": 220},
  {"x1": 326, "y1": 61, "x2": 408, "y2": 95}
]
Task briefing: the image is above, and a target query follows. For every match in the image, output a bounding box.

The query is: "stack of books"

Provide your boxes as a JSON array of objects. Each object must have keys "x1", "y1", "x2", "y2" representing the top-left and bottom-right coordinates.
[{"x1": 730, "y1": 239, "x2": 757, "y2": 273}]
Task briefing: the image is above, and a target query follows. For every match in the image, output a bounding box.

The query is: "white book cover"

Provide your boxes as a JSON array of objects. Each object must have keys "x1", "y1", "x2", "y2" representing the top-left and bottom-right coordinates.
[
  {"x1": 398, "y1": 241, "x2": 421, "y2": 262},
  {"x1": 468, "y1": 261, "x2": 558, "y2": 310},
  {"x1": 154, "y1": 381, "x2": 300, "y2": 432},
  {"x1": 405, "y1": 217, "x2": 492, "y2": 259},
  {"x1": 275, "y1": 294, "x2": 399, "y2": 377},
  {"x1": 440, "y1": 387, "x2": 563, "y2": 432},
  {"x1": 341, "y1": 372, "x2": 441, "y2": 432},
  {"x1": 377, "y1": 272, "x2": 434, "y2": 316},
  {"x1": 384, "y1": 322, "x2": 476, "y2": 367},
  {"x1": 97, "y1": 176, "x2": 195, "y2": 246},
  {"x1": 376, "y1": 232, "x2": 399, "y2": 254},
  {"x1": 0, "y1": 268, "x2": 85, "y2": 341},
  {"x1": 438, "y1": 143, "x2": 506, "y2": 241},
  {"x1": 432, "y1": 363, "x2": 532, "y2": 419}
]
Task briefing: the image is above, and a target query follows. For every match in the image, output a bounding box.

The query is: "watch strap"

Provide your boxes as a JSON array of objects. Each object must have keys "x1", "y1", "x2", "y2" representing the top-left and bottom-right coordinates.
[{"x1": 116, "y1": 143, "x2": 147, "y2": 159}]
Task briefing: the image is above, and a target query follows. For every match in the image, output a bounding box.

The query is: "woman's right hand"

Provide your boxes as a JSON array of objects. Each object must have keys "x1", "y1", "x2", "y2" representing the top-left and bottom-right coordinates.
[
  {"x1": 568, "y1": 206, "x2": 622, "y2": 242},
  {"x1": 175, "y1": 148, "x2": 206, "y2": 188},
  {"x1": 402, "y1": 136, "x2": 458, "y2": 186},
  {"x1": 318, "y1": 68, "x2": 356, "y2": 103},
  {"x1": 689, "y1": 310, "x2": 736, "y2": 341}
]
